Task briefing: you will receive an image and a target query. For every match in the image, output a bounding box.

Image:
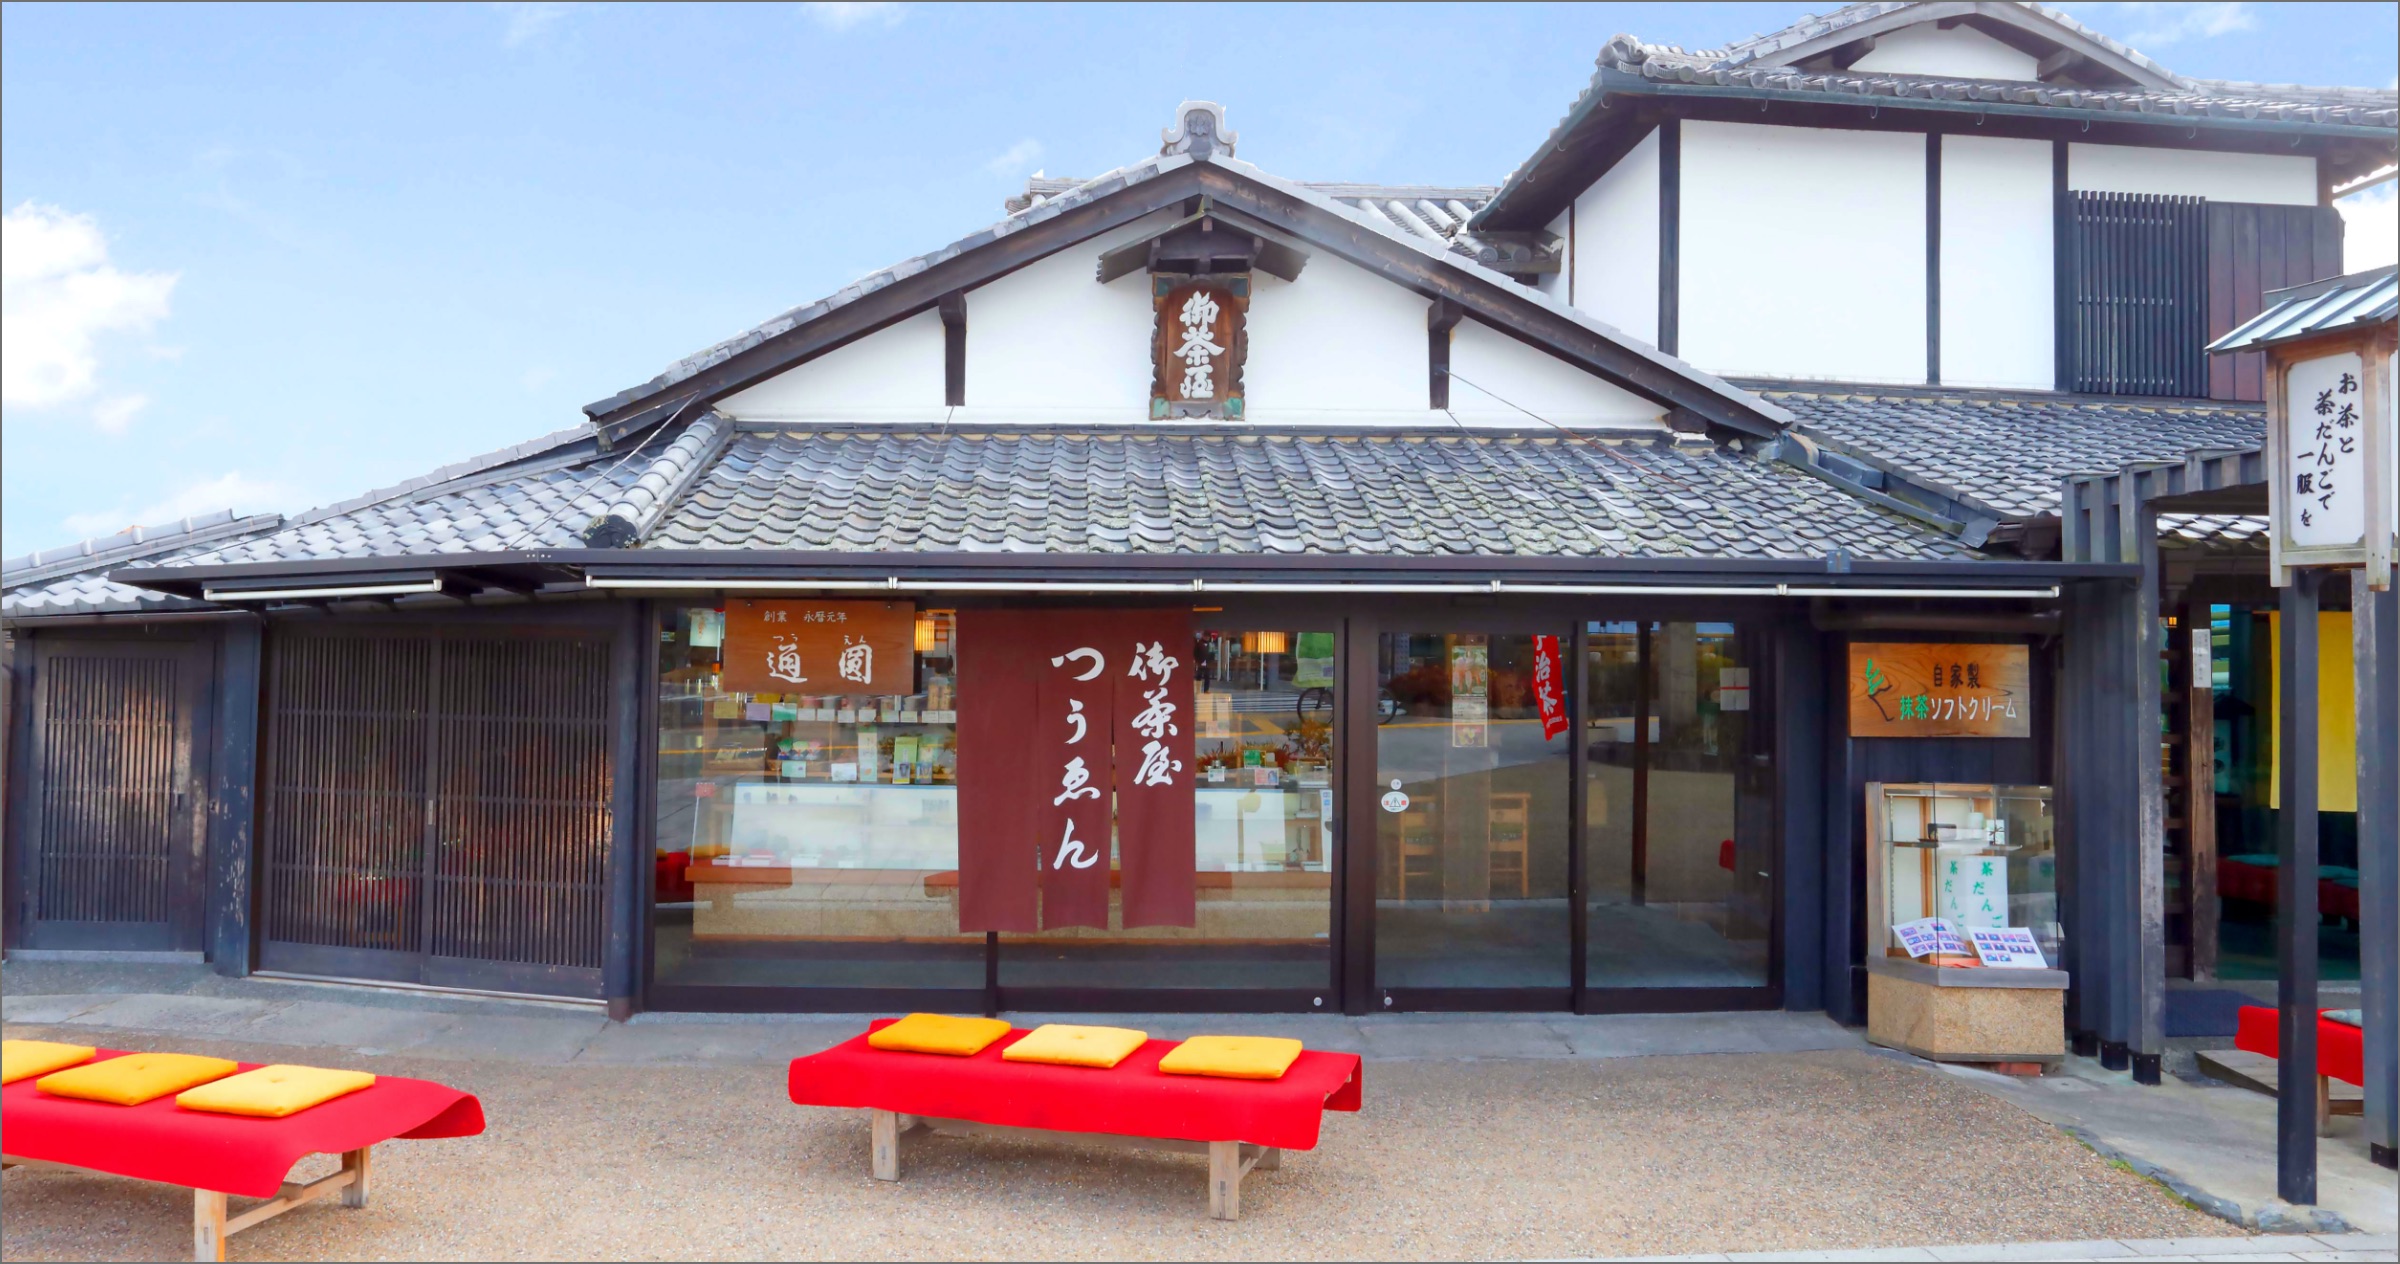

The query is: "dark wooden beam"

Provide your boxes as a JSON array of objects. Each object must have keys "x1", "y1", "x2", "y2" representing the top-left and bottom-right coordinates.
[
  {"x1": 938, "y1": 290, "x2": 967, "y2": 407},
  {"x1": 1828, "y1": 34, "x2": 1877, "y2": 70},
  {"x1": 1427, "y1": 299, "x2": 1462, "y2": 409},
  {"x1": 1926, "y1": 132, "x2": 1942, "y2": 387},
  {"x1": 1657, "y1": 119, "x2": 1681, "y2": 359},
  {"x1": 2037, "y1": 48, "x2": 2088, "y2": 81}
]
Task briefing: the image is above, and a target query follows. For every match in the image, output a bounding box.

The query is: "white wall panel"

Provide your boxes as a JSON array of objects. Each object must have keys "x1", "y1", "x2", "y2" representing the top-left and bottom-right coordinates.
[
  {"x1": 1448, "y1": 318, "x2": 1661, "y2": 426},
  {"x1": 2070, "y1": 143, "x2": 2317, "y2": 206},
  {"x1": 715, "y1": 309, "x2": 945, "y2": 420},
  {"x1": 1571, "y1": 127, "x2": 1659, "y2": 345},
  {"x1": 1850, "y1": 24, "x2": 2039, "y2": 79},
  {"x1": 1242, "y1": 252, "x2": 1427, "y2": 419},
  {"x1": 963, "y1": 212, "x2": 1169, "y2": 414},
  {"x1": 1681, "y1": 121, "x2": 1926, "y2": 383},
  {"x1": 1534, "y1": 208, "x2": 1569, "y2": 303},
  {"x1": 1940, "y1": 135, "x2": 2054, "y2": 390}
]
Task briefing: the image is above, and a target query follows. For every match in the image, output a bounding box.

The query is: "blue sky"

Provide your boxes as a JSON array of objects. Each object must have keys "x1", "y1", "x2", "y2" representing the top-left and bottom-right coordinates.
[{"x1": 4, "y1": 1, "x2": 2395, "y2": 556}]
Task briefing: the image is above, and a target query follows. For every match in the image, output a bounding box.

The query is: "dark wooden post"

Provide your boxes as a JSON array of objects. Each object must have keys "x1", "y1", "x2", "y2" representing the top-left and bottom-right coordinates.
[
  {"x1": 208, "y1": 617, "x2": 264, "y2": 976},
  {"x1": 1630, "y1": 622, "x2": 1652, "y2": 906},
  {"x1": 2186, "y1": 610, "x2": 2220, "y2": 982},
  {"x1": 2276, "y1": 567, "x2": 2321, "y2": 1205},
  {"x1": 2355, "y1": 566, "x2": 2398, "y2": 1170}
]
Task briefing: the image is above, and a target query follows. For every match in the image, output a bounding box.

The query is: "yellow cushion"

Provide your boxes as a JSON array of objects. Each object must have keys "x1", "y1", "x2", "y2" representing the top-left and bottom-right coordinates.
[
  {"x1": 1158, "y1": 1035, "x2": 1305, "y2": 1081},
  {"x1": 37, "y1": 1052, "x2": 239, "y2": 1106},
  {"x1": 2, "y1": 1040, "x2": 96, "y2": 1085},
  {"x1": 176, "y1": 1065, "x2": 376, "y2": 1118},
  {"x1": 1000, "y1": 1024, "x2": 1149, "y2": 1069},
  {"x1": 867, "y1": 1013, "x2": 1014, "y2": 1057}
]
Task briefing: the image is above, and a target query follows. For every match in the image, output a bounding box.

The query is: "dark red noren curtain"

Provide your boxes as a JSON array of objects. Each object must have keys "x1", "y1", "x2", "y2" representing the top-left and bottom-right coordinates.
[
  {"x1": 1113, "y1": 610, "x2": 1196, "y2": 928},
  {"x1": 955, "y1": 609, "x2": 1038, "y2": 932}
]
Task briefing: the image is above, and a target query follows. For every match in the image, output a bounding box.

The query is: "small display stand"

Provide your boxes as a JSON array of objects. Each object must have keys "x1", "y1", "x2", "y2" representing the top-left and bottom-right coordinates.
[{"x1": 1864, "y1": 781, "x2": 2067, "y2": 1066}]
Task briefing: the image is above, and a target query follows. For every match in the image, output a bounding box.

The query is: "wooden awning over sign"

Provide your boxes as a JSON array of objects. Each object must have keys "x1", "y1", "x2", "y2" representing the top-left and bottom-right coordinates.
[
  {"x1": 1848, "y1": 642, "x2": 2031, "y2": 739},
  {"x1": 721, "y1": 599, "x2": 916, "y2": 696}
]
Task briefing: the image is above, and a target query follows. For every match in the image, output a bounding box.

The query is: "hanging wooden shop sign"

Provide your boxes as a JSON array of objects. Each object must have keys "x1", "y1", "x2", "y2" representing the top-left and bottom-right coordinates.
[
  {"x1": 1847, "y1": 642, "x2": 2030, "y2": 739},
  {"x1": 1151, "y1": 275, "x2": 1248, "y2": 420},
  {"x1": 720, "y1": 599, "x2": 916, "y2": 696}
]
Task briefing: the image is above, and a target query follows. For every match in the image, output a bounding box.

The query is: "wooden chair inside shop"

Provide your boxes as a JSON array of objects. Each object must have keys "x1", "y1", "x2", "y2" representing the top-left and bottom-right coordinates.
[
  {"x1": 1487, "y1": 793, "x2": 1531, "y2": 898},
  {"x1": 1396, "y1": 799, "x2": 1440, "y2": 901}
]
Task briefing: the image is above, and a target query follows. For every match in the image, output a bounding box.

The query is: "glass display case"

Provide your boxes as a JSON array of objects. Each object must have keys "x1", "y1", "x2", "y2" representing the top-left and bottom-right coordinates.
[{"x1": 1865, "y1": 782, "x2": 2062, "y2": 971}]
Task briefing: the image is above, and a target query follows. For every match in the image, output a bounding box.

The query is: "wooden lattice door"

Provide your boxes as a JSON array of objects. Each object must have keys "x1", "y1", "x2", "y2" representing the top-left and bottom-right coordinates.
[
  {"x1": 16, "y1": 638, "x2": 210, "y2": 951},
  {"x1": 258, "y1": 629, "x2": 611, "y2": 997}
]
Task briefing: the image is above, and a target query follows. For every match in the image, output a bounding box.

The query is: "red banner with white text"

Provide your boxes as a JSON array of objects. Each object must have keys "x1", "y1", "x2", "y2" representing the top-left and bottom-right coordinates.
[
  {"x1": 1112, "y1": 610, "x2": 1196, "y2": 928},
  {"x1": 1532, "y1": 634, "x2": 1568, "y2": 742}
]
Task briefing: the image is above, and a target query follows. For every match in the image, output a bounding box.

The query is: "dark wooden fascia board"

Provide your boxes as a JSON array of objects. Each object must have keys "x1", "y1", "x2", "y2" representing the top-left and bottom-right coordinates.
[
  {"x1": 1190, "y1": 165, "x2": 1781, "y2": 436},
  {"x1": 588, "y1": 168, "x2": 1206, "y2": 441}
]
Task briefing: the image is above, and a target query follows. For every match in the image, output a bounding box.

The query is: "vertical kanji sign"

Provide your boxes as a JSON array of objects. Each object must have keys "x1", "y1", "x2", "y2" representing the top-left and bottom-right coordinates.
[
  {"x1": 1036, "y1": 627, "x2": 1116, "y2": 930},
  {"x1": 1531, "y1": 634, "x2": 1569, "y2": 742},
  {"x1": 1114, "y1": 610, "x2": 1196, "y2": 927}
]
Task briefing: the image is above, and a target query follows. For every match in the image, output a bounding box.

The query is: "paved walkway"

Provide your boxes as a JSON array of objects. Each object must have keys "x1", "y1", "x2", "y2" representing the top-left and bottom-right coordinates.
[
  {"x1": 1612, "y1": 1232, "x2": 2395, "y2": 1261},
  {"x1": 6, "y1": 959, "x2": 2395, "y2": 1253}
]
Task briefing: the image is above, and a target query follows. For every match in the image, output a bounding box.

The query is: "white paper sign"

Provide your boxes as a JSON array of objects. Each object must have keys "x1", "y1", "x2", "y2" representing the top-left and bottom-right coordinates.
[
  {"x1": 1967, "y1": 926, "x2": 2048, "y2": 969},
  {"x1": 1892, "y1": 916, "x2": 1965, "y2": 959},
  {"x1": 2283, "y1": 351, "x2": 2369, "y2": 549},
  {"x1": 1719, "y1": 666, "x2": 1751, "y2": 712},
  {"x1": 1939, "y1": 856, "x2": 2009, "y2": 929}
]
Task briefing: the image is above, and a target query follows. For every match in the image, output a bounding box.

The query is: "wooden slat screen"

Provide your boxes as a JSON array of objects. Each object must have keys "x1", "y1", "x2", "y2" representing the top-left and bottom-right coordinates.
[
  {"x1": 2062, "y1": 191, "x2": 2209, "y2": 397},
  {"x1": 261, "y1": 630, "x2": 611, "y2": 984},
  {"x1": 428, "y1": 638, "x2": 611, "y2": 971},
  {"x1": 35, "y1": 656, "x2": 178, "y2": 924},
  {"x1": 262, "y1": 635, "x2": 434, "y2": 952}
]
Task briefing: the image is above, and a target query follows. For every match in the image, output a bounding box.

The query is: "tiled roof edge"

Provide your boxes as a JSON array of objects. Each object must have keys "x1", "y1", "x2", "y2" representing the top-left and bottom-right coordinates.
[
  {"x1": 581, "y1": 412, "x2": 736, "y2": 547},
  {"x1": 3, "y1": 511, "x2": 286, "y2": 590},
  {"x1": 273, "y1": 422, "x2": 602, "y2": 535}
]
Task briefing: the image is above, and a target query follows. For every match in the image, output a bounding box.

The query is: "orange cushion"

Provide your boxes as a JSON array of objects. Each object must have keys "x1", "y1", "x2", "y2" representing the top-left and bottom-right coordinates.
[
  {"x1": 2, "y1": 1040, "x2": 96, "y2": 1085},
  {"x1": 867, "y1": 1013, "x2": 1013, "y2": 1057},
  {"x1": 999, "y1": 1024, "x2": 1148, "y2": 1069},
  {"x1": 38, "y1": 1052, "x2": 238, "y2": 1106},
  {"x1": 1157, "y1": 1035, "x2": 1304, "y2": 1080}
]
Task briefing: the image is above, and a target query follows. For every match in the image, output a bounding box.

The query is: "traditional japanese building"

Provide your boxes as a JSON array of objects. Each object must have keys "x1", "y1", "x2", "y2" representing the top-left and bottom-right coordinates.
[{"x1": 5, "y1": 1, "x2": 2394, "y2": 1110}]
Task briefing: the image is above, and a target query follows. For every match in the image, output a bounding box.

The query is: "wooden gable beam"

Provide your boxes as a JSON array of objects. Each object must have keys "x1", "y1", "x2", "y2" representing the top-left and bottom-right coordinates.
[
  {"x1": 938, "y1": 290, "x2": 966, "y2": 407},
  {"x1": 1427, "y1": 299, "x2": 1463, "y2": 410}
]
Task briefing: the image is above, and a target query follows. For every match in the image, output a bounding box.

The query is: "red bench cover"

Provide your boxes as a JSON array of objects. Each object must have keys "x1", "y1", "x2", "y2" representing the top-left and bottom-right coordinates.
[
  {"x1": 2, "y1": 1049, "x2": 485, "y2": 1197},
  {"x1": 788, "y1": 1020, "x2": 1363, "y2": 1151},
  {"x1": 2235, "y1": 1006, "x2": 2365, "y2": 1088}
]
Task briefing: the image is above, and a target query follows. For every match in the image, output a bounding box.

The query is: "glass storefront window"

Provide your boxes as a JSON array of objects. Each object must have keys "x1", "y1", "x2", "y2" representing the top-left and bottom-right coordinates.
[
  {"x1": 652, "y1": 605, "x2": 981, "y2": 991},
  {"x1": 997, "y1": 628, "x2": 1336, "y2": 992},
  {"x1": 1586, "y1": 620, "x2": 1773, "y2": 989}
]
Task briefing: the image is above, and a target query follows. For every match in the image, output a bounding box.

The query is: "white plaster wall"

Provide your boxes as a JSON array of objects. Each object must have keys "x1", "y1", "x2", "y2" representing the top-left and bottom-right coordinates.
[
  {"x1": 1241, "y1": 251, "x2": 1428, "y2": 419},
  {"x1": 714, "y1": 309, "x2": 944, "y2": 420},
  {"x1": 1571, "y1": 127, "x2": 1659, "y2": 345},
  {"x1": 1681, "y1": 121, "x2": 1925, "y2": 383},
  {"x1": 1940, "y1": 135, "x2": 2054, "y2": 390},
  {"x1": 963, "y1": 211, "x2": 1171, "y2": 415},
  {"x1": 1447, "y1": 318, "x2": 1663, "y2": 426},
  {"x1": 1849, "y1": 24, "x2": 2040, "y2": 79},
  {"x1": 2070, "y1": 143, "x2": 2318, "y2": 206}
]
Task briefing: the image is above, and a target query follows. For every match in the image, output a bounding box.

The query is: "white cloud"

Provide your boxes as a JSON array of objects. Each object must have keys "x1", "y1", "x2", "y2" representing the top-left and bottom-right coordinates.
[
  {"x1": 2, "y1": 202, "x2": 176, "y2": 410},
  {"x1": 984, "y1": 139, "x2": 1044, "y2": 179},
  {"x1": 495, "y1": 2, "x2": 574, "y2": 47},
  {"x1": 2093, "y1": 2, "x2": 2257, "y2": 47},
  {"x1": 60, "y1": 471, "x2": 290, "y2": 540},
  {"x1": 2339, "y1": 183, "x2": 2397, "y2": 273},
  {"x1": 520, "y1": 365, "x2": 558, "y2": 391},
  {"x1": 803, "y1": 2, "x2": 904, "y2": 32},
  {"x1": 92, "y1": 393, "x2": 149, "y2": 435}
]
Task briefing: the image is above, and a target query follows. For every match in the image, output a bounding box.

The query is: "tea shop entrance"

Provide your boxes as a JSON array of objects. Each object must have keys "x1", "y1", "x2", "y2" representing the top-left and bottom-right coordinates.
[
  {"x1": 1363, "y1": 617, "x2": 1777, "y2": 1013},
  {"x1": 647, "y1": 596, "x2": 1784, "y2": 1016}
]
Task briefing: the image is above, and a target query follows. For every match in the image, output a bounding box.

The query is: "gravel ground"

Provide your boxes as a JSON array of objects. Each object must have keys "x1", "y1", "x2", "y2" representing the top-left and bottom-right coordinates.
[{"x1": 0, "y1": 1030, "x2": 2233, "y2": 1261}]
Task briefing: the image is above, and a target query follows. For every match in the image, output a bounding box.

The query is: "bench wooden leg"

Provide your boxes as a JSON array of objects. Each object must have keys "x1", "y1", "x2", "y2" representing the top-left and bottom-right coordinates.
[
  {"x1": 871, "y1": 1109, "x2": 903, "y2": 1182},
  {"x1": 1208, "y1": 1141, "x2": 1241, "y2": 1220},
  {"x1": 340, "y1": 1148, "x2": 371, "y2": 1209},
  {"x1": 2318, "y1": 1074, "x2": 2333, "y2": 1137},
  {"x1": 194, "y1": 1189, "x2": 228, "y2": 1262},
  {"x1": 1253, "y1": 1146, "x2": 1281, "y2": 1172}
]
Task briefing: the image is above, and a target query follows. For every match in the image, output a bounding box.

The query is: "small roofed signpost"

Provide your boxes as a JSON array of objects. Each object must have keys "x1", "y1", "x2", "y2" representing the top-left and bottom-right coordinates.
[{"x1": 2208, "y1": 266, "x2": 2399, "y2": 1202}]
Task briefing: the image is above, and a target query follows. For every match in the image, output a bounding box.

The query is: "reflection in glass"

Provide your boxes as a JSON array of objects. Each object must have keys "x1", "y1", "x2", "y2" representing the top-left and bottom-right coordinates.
[
  {"x1": 1586, "y1": 621, "x2": 1772, "y2": 988},
  {"x1": 1374, "y1": 632, "x2": 1571, "y2": 990},
  {"x1": 996, "y1": 629, "x2": 1336, "y2": 991},
  {"x1": 651, "y1": 605, "x2": 981, "y2": 990}
]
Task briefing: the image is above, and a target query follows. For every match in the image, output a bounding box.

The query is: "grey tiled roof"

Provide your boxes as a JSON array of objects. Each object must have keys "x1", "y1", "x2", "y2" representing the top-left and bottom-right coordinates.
[
  {"x1": 2158, "y1": 513, "x2": 2267, "y2": 554},
  {"x1": 3, "y1": 516, "x2": 285, "y2": 619},
  {"x1": 179, "y1": 443, "x2": 655, "y2": 567},
  {"x1": 1755, "y1": 382, "x2": 2266, "y2": 520},
  {"x1": 647, "y1": 426, "x2": 1977, "y2": 560},
  {"x1": 2210, "y1": 265, "x2": 2398, "y2": 355}
]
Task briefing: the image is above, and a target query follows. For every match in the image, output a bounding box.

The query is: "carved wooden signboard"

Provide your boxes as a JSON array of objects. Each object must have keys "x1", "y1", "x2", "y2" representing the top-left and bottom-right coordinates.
[
  {"x1": 1847, "y1": 642, "x2": 2031, "y2": 739},
  {"x1": 720, "y1": 599, "x2": 915, "y2": 696},
  {"x1": 1151, "y1": 276, "x2": 1248, "y2": 419}
]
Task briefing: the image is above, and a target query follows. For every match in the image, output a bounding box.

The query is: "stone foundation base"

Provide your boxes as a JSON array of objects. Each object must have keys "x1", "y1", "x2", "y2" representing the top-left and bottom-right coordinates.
[{"x1": 1867, "y1": 970, "x2": 2065, "y2": 1063}]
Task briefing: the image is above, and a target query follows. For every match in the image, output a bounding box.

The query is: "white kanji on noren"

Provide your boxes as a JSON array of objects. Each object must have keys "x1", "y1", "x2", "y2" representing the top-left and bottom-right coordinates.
[
  {"x1": 1127, "y1": 640, "x2": 1180, "y2": 684},
  {"x1": 1049, "y1": 647, "x2": 1104, "y2": 680},
  {"x1": 1052, "y1": 755, "x2": 1101, "y2": 806},
  {"x1": 1130, "y1": 685, "x2": 1178, "y2": 741},
  {"x1": 1063, "y1": 697, "x2": 1088, "y2": 745},
  {"x1": 1052, "y1": 817, "x2": 1100, "y2": 870},
  {"x1": 1132, "y1": 739, "x2": 1183, "y2": 788}
]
